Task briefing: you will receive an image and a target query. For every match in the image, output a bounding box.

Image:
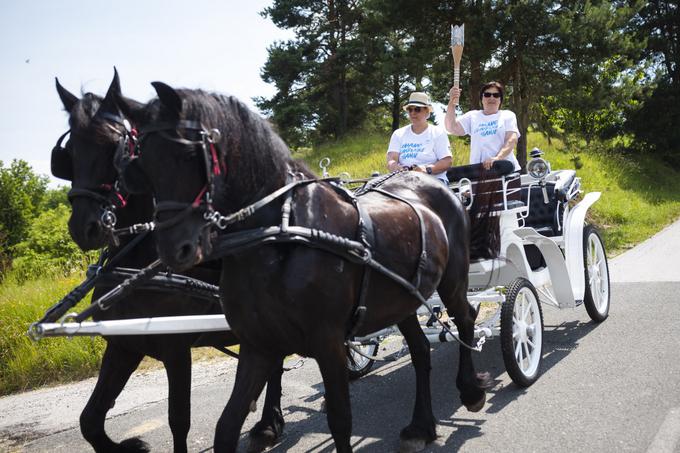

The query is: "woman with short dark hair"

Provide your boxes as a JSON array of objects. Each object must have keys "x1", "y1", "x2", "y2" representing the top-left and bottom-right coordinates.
[{"x1": 444, "y1": 81, "x2": 520, "y2": 171}]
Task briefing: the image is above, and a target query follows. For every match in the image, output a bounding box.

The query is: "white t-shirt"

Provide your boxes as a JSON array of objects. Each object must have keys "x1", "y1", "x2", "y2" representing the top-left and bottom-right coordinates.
[
  {"x1": 457, "y1": 110, "x2": 521, "y2": 171},
  {"x1": 387, "y1": 124, "x2": 451, "y2": 182}
]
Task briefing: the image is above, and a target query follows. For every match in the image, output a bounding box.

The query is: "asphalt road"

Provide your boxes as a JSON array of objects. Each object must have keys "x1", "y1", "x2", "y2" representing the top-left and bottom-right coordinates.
[{"x1": 2, "y1": 221, "x2": 680, "y2": 453}]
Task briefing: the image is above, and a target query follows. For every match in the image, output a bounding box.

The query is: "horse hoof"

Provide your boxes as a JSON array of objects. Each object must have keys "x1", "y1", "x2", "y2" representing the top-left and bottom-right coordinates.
[
  {"x1": 119, "y1": 437, "x2": 150, "y2": 452},
  {"x1": 247, "y1": 431, "x2": 277, "y2": 453},
  {"x1": 398, "y1": 438, "x2": 426, "y2": 453},
  {"x1": 465, "y1": 392, "x2": 486, "y2": 413},
  {"x1": 248, "y1": 415, "x2": 284, "y2": 453},
  {"x1": 250, "y1": 400, "x2": 258, "y2": 412}
]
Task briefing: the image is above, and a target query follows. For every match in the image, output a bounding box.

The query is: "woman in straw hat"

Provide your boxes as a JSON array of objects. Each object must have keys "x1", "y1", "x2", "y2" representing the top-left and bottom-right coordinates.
[{"x1": 386, "y1": 91, "x2": 452, "y2": 184}]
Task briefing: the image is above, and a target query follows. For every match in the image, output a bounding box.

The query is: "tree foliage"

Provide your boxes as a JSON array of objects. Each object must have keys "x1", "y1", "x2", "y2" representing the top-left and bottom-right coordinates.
[
  {"x1": 0, "y1": 160, "x2": 48, "y2": 267},
  {"x1": 257, "y1": 0, "x2": 670, "y2": 159},
  {"x1": 9, "y1": 205, "x2": 95, "y2": 284},
  {"x1": 625, "y1": 0, "x2": 680, "y2": 153},
  {"x1": 256, "y1": 0, "x2": 372, "y2": 146}
]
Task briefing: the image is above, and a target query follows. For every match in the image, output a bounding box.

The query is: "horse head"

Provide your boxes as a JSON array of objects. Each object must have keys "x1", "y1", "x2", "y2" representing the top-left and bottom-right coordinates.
[
  {"x1": 53, "y1": 69, "x2": 147, "y2": 250},
  {"x1": 115, "y1": 81, "x2": 293, "y2": 271}
]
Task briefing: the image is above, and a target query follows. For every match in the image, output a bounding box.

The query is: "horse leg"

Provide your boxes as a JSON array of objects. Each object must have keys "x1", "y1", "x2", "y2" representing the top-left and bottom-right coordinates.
[
  {"x1": 80, "y1": 342, "x2": 149, "y2": 453},
  {"x1": 163, "y1": 347, "x2": 192, "y2": 453},
  {"x1": 397, "y1": 314, "x2": 437, "y2": 453},
  {"x1": 440, "y1": 280, "x2": 489, "y2": 412},
  {"x1": 315, "y1": 339, "x2": 352, "y2": 453},
  {"x1": 247, "y1": 357, "x2": 285, "y2": 453},
  {"x1": 213, "y1": 344, "x2": 278, "y2": 453}
]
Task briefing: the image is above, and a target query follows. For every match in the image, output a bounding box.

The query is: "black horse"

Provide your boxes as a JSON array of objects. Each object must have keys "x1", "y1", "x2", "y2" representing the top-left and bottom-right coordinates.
[
  {"x1": 53, "y1": 72, "x2": 284, "y2": 453},
  {"x1": 115, "y1": 82, "x2": 489, "y2": 453}
]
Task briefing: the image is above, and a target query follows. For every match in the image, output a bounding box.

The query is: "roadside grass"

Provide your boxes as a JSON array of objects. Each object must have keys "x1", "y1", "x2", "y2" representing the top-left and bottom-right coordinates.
[
  {"x1": 0, "y1": 276, "x2": 104, "y2": 395},
  {"x1": 0, "y1": 274, "x2": 234, "y2": 396},
  {"x1": 2, "y1": 130, "x2": 679, "y2": 395}
]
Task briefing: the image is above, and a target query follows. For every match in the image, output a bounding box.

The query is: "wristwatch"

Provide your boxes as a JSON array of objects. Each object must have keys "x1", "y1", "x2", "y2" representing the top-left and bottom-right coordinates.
[{"x1": 426, "y1": 166, "x2": 433, "y2": 175}]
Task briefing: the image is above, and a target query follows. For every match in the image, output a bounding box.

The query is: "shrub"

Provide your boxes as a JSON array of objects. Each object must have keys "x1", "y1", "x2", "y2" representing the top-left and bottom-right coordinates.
[{"x1": 8, "y1": 205, "x2": 96, "y2": 284}]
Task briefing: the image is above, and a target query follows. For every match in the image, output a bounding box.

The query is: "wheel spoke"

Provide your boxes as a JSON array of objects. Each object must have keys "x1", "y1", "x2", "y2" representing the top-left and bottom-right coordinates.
[
  {"x1": 522, "y1": 343, "x2": 530, "y2": 369},
  {"x1": 520, "y1": 295, "x2": 531, "y2": 321}
]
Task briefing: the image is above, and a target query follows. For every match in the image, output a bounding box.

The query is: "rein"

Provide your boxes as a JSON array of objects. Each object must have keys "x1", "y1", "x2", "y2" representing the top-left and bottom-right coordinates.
[
  {"x1": 199, "y1": 174, "x2": 484, "y2": 351},
  {"x1": 132, "y1": 119, "x2": 483, "y2": 351}
]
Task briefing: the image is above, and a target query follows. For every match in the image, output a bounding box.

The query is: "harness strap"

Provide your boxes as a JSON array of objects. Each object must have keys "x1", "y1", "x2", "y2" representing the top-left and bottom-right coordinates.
[
  {"x1": 74, "y1": 259, "x2": 165, "y2": 323},
  {"x1": 35, "y1": 231, "x2": 150, "y2": 323},
  {"x1": 345, "y1": 197, "x2": 375, "y2": 339},
  {"x1": 353, "y1": 169, "x2": 408, "y2": 196},
  {"x1": 368, "y1": 187, "x2": 428, "y2": 291},
  {"x1": 68, "y1": 187, "x2": 111, "y2": 205},
  {"x1": 208, "y1": 177, "x2": 339, "y2": 230},
  {"x1": 209, "y1": 223, "x2": 427, "y2": 302}
]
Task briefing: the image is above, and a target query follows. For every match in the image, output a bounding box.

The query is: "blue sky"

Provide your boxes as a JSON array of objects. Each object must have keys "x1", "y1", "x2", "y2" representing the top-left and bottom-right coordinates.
[{"x1": 0, "y1": 0, "x2": 292, "y2": 187}]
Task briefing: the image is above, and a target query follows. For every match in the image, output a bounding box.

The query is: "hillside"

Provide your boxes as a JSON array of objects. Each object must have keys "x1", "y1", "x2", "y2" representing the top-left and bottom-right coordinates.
[{"x1": 294, "y1": 131, "x2": 680, "y2": 255}]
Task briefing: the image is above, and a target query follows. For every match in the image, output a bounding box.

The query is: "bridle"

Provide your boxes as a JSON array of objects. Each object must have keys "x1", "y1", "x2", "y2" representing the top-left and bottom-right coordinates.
[
  {"x1": 52, "y1": 111, "x2": 134, "y2": 232},
  {"x1": 133, "y1": 120, "x2": 224, "y2": 231}
]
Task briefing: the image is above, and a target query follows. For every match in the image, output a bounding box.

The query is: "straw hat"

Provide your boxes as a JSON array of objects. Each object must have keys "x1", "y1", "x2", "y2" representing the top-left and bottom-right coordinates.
[{"x1": 403, "y1": 92, "x2": 433, "y2": 112}]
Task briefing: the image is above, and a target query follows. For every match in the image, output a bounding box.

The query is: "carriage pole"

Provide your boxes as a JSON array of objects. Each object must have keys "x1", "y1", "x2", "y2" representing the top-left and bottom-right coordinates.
[{"x1": 450, "y1": 24, "x2": 465, "y2": 106}]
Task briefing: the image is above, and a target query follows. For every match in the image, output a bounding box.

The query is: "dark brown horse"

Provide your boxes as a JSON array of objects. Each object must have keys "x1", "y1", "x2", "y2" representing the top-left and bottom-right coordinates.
[
  {"x1": 115, "y1": 82, "x2": 489, "y2": 453},
  {"x1": 52, "y1": 72, "x2": 284, "y2": 453}
]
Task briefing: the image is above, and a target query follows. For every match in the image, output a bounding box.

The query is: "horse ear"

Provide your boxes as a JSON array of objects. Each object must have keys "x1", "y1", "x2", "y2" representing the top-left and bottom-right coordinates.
[
  {"x1": 100, "y1": 67, "x2": 122, "y2": 113},
  {"x1": 111, "y1": 80, "x2": 146, "y2": 126},
  {"x1": 55, "y1": 78, "x2": 78, "y2": 112},
  {"x1": 151, "y1": 81, "x2": 182, "y2": 115}
]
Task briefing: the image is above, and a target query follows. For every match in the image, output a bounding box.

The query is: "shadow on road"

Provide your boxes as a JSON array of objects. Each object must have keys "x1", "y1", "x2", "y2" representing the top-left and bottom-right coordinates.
[{"x1": 250, "y1": 314, "x2": 603, "y2": 452}]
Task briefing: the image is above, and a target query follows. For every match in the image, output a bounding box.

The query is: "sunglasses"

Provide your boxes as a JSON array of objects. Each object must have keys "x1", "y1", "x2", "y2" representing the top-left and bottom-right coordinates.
[
  {"x1": 483, "y1": 92, "x2": 502, "y2": 98},
  {"x1": 407, "y1": 106, "x2": 426, "y2": 113}
]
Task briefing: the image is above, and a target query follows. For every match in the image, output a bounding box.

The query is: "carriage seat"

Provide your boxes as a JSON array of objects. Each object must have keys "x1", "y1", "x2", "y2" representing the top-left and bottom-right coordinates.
[
  {"x1": 446, "y1": 160, "x2": 515, "y2": 182},
  {"x1": 447, "y1": 160, "x2": 524, "y2": 213},
  {"x1": 520, "y1": 170, "x2": 577, "y2": 237}
]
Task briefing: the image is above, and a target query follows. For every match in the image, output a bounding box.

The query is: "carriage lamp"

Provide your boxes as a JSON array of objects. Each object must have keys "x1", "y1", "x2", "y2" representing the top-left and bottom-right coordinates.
[{"x1": 527, "y1": 157, "x2": 550, "y2": 179}]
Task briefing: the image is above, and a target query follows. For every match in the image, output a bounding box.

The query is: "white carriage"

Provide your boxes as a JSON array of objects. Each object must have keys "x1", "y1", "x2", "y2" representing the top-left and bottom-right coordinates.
[{"x1": 347, "y1": 148, "x2": 610, "y2": 385}]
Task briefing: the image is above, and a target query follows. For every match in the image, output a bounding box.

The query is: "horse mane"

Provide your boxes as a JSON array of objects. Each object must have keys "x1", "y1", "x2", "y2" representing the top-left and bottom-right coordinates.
[{"x1": 148, "y1": 89, "x2": 316, "y2": 203}]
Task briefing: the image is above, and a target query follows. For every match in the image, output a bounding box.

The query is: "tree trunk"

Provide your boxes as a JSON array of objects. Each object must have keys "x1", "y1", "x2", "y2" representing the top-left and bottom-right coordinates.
[
  {"x1": 391, "y1": 73, "x2": 401, "y2": 131},
  {"x1": 512, "y1": 59, "x2": 529, "y2": 170},
  {"x1": 469, "y1": 57, "x2": 482, "y2": 110}
]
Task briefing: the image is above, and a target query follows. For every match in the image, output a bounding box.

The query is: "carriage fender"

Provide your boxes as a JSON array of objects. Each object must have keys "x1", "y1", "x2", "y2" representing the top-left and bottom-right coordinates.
[
  {"x1": 513, "y1": 227, "x2": 576, "y2": 308},
  {"x1": 564, "y1": 191, "x2": 601, "y2": 302}
]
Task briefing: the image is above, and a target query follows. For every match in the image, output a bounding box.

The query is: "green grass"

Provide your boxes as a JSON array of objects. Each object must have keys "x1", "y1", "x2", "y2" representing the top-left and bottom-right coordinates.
[
  {"x1": 2, "y1": 130, "x2": 680, "y2": 395},
  {"x1": 0, "y1": 275, "x2": 105, "y2": 395}
]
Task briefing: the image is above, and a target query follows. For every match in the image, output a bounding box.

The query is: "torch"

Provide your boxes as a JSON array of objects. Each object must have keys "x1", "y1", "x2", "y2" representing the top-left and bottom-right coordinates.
[{"x1": 450, "y1": 24, "x2": 465, "y2": 106}]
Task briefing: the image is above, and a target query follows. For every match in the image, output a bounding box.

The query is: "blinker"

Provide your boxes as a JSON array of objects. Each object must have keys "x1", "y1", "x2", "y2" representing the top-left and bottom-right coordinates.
[{"x1": 51, "y1": 130, "x2": 73, "y2": 181}]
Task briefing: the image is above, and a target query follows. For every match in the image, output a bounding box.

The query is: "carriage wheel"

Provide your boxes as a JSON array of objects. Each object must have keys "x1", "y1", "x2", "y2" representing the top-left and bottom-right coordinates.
[
  {"x1": 583, "y1": 225, "x2": 610, "y2": 322},
  {"x1": 346, "y1": 341, "x2": 378, "y2": 380},
  {"x1": 500, "y1": 278, "x2": 544, "y2": 387}
]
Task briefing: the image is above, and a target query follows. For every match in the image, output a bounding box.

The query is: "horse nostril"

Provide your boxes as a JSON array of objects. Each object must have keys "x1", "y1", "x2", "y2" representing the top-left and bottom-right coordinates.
[{"x1": 175, "y1": 243, "x2": 195, "y2": 264}]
